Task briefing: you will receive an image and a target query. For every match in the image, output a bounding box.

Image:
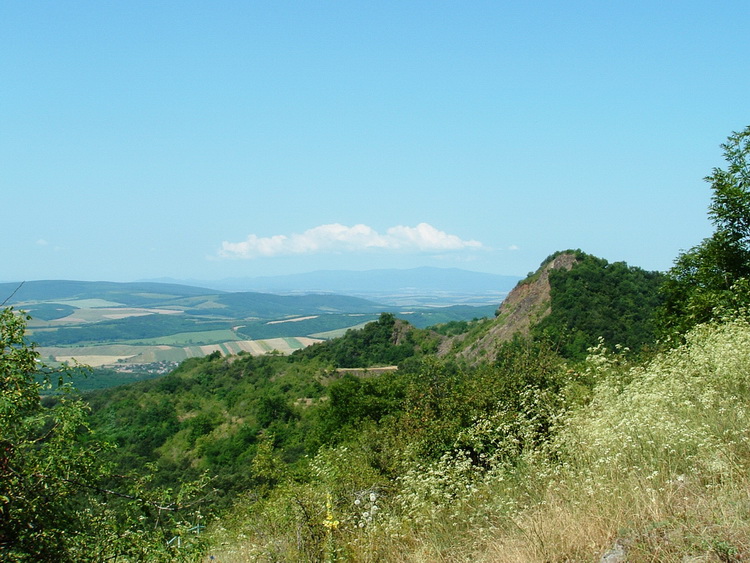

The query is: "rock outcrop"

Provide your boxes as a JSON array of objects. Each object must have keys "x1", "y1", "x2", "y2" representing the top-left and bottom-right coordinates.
[{"x1": 449, "y1": 252, "x2": 579, "y2": 364}]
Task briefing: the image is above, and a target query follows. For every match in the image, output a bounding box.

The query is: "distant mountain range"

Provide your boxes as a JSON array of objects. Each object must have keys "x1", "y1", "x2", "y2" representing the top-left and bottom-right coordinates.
[{"x1": 142, "y1": 267, "x2": 520, "y2": 306}]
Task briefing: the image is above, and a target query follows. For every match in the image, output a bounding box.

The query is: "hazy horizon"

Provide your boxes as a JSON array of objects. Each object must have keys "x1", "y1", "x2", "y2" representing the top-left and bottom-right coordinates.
[{"x1": 1, "y1": 265, "x2": 522, "y2": 287}]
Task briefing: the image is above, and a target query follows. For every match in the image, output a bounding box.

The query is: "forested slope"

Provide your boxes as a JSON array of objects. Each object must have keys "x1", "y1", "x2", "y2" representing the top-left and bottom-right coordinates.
[{"x1": 83, "y1": 314, "x2": 436, "y2": 507}]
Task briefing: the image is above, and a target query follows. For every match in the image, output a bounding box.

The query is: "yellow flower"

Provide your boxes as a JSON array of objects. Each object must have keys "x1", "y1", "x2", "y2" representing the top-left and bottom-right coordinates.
[{"x1": 323, "y1": 493, "x2": 339, "y2": 530}]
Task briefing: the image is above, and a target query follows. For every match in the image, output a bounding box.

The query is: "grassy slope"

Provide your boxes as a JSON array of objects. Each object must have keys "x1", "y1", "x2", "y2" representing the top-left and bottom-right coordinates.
[{"x1": 206, "y1": 319, "x2": 750, "y2": 562}]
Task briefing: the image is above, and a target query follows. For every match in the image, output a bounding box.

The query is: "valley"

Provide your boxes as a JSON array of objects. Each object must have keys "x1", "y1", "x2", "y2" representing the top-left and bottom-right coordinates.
[
  {"x1": 0, "y1": 274, "x2": 500, "y2": 387},
  {"x1": 7, "y1": 241, "x2": 750, "y2": 561}
]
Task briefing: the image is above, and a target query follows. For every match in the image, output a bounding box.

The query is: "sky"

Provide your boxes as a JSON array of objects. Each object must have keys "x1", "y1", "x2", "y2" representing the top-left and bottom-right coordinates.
[{"x1": 3, "y1": 1, "x2": 749, "y2": 284}]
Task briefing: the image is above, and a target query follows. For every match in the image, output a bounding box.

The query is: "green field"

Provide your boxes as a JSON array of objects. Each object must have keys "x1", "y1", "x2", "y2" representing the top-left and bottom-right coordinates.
[{"x1": 124, "y1": 329, "x2": 241, "y2": 346}]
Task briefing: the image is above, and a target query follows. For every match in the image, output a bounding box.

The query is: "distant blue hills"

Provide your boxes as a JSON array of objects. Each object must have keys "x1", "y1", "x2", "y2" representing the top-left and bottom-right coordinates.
[
  {"x1": 0, "y1": 279, "x2": 383, "y2": 316},
  {"x1": 143, "y1": 267, "x2": 520, "y2": 306},
  {"x1": 1, "y1": 268, "x2": 520, "y2": 311}
]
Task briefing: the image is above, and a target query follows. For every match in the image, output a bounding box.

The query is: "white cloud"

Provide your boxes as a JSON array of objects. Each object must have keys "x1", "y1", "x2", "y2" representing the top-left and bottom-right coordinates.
[{"x1": 218, "y1": 223, "x2": 484, "y2": 259}]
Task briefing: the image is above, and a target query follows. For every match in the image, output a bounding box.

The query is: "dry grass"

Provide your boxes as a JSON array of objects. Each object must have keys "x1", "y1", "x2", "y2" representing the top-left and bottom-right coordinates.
[
  {"x1": 476, "y1": 469, "x2": 750, "y2": 562},
  {"x1": 206, "y1": 473, "x2": 750, "y2": 562}
]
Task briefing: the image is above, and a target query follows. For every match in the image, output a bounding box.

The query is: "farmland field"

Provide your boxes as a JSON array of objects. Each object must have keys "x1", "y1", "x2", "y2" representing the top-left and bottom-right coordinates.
[
  {"x1": 125, "y1": 329, "x2": 241, "y2": 346},
  {"x1": 40, "y1": 336, "x2": 323, "y2": 368}
]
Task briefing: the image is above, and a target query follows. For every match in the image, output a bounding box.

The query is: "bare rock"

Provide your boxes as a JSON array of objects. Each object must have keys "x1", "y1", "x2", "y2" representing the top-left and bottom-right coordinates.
[{"x1": 600, "y1": 539, "x2": 628, "y2": 563}]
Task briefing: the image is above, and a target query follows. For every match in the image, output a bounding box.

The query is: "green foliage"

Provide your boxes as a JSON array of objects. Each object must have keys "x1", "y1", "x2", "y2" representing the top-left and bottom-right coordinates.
[
  {"x1": 429, "y1": 316, "x2": 492, "y2": 337},
  {"x1": 86, "y1": 349, "x2": 329, "y2": 507},
  {"x1": 400, "y1": 339, "x2": 569, "y2": 461},
  {"x1": 431, "y1": 319, "x2": 470, "y2": 336},
  {"x1": 399, "y1": 305, "x2": 496, "y2": 329},
  {"x1": 532, "y1": 252, "x2": 664, "y2": 359},
  {"x1": 317, "y1": 372, "x2": 407, "y2": 442},
  {"x1": 256, "y1": 390, "x2": 297, "y2": 427},
  {"x1": 659, "y1": 126, "x2": 750, "y2": 335},
  {"x1": 293, "y1": 312, "x2": 430, "y2": 368},
  {"x1": 0, "y1": 308, "x2": 208, "y2": 561},
  {"x1": 487, "y1": 335, "x2": 568, "y2": 410},
  {"x1": 399, "y1": 359, "x2": 465, "y2": 454},
  {"x1": 1, "y1": 307, "x2": 99, "y2": 559}
]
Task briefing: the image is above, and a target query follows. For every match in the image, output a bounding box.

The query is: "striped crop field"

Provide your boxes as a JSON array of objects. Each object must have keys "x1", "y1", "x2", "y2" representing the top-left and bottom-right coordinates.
[
  {"x1": 126, "y1": 329, "x2": 241, "y2": 346},
  {"x1": 39, "y1": 337, "x2": 323, "y2": 368}
]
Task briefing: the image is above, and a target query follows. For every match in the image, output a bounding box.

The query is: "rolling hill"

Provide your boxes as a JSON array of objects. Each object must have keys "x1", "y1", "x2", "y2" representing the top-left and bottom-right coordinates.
[{"x1": 143, "y1": 266, "x2": 520, "y2": 306}]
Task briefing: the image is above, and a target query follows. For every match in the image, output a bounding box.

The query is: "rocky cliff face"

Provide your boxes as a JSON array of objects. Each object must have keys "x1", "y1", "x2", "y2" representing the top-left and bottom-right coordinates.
[{"x1": 448, "y1": 252, "x2": 579, "y2": 364}]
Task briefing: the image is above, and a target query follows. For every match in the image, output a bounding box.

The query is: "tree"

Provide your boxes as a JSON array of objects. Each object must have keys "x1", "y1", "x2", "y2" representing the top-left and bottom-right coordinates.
[
  {"x1": 1, "y1": 308, "x2": 99, "y2": 559},
  {"x1": 659, "y1": 126, "x2": 750, "y2": 335},
  {"x1": 0, "y1": 308, "x2": 207, "y2": 561}
]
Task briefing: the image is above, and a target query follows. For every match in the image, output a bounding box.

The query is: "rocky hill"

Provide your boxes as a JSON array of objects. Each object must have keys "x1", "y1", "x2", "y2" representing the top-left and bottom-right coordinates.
[
  {"x1": 447, "y1": 252, "x2": 579, "y2": 363},
  {"x1": 446, "y1": 250, "x2": 663, "y2": 362}
]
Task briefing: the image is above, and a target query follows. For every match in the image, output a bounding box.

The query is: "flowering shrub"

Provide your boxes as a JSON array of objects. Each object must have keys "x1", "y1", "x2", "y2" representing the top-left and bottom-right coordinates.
[{"x1": 557, "y1": 319, "x2": 750, "y2": 483}]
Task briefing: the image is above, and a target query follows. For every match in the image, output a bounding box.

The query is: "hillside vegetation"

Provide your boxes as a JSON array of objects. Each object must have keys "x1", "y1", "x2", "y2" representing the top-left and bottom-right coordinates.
[
  {"x1": 449, "y1": 250, "x2": 663, "y2": 364},
  {"x1": 3, "y1": 126, "x2": 750, "y2": 561},
  {"x1": 206, "y1": 318, "x2": 750, "y2": 562}
]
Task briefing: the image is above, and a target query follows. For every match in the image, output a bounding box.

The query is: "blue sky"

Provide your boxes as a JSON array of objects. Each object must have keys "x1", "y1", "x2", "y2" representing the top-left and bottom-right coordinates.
[{"x1": 3, "y1": 1, "x2": 749, "y2": 283}]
